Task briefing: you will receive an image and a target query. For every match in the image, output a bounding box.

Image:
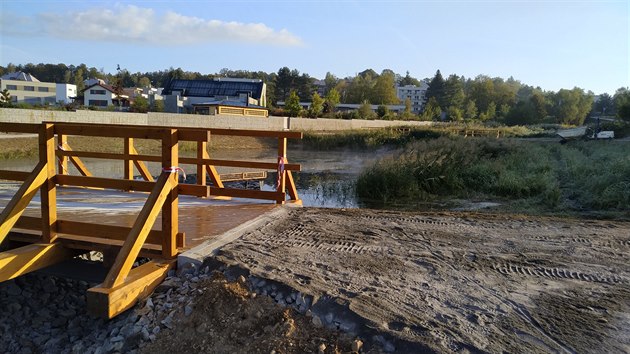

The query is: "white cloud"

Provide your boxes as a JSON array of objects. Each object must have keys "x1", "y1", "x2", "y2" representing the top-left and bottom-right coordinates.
[{"x1": 6, "y1": 5, "x2": 302, "y2": 47}]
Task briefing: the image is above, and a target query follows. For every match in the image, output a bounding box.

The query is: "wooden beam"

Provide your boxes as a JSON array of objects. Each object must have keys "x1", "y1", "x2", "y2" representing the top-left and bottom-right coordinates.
[
  {"x1": 0, "y1": 243, "x2": 76, "y2": 282},
  {"x1": 197, "y1": 141, "x2": 207, "y2": 187},
  {"x1": 0, "y1": 122, "x2": 41, "y2": 134},
  {"x1": 0, "y1": 162, "x2": 47, "y2": 244},
  {"x1": 208, "y1": 128, "x2": 302, "y2": 139},
  {"x1": 179, "y1": 157, "x2": 301, "y2": 171},
  {"x1": 56, "y1": 150, "x2": 162, "y2": 163},
  {"x1": 39, "y1": 123, "x2": 57, "y2": 242},
  {"x1": 130, "y1": 145, "x2": 154, "y2": 182},
  {"x1": 178, "y1": 129, "x2": 211, "y2": 142},
  {"x1": 161, "y1": 129, "x2": 178, "y2": 259},
  {"x1": 124, "y1": 138, "x2": 134, "y2": 181},
  {"x1": 52, "y1": 123, "x2": 168, "y2": 140},
  {"x1": 103, "y1": 172, "x2": 174, "y2": 288},
  {"x1": 286, "y1": 170, "x2": 300, "y2": 202},
  {"x1": 57, "y1": 134, "x2": 68, "y2": 175},
  {"x1": 57, "y1": 142, "x2": 93, "y2": 177},
  {"x1": 202, "y1": 148, "x2": 224, "y2": 188},
  {"x1": 87, "y1": 260, "x2": 175, "y2": 319},
  {"x1": 0, "y1": 170, "x2": 30, "y2": 181},
  {"x1": 209, "y1": 186, "x2": 285, "y2": 202},
  {"x1": 277, "y1": 137, "x2": 287, "y2": 204},
  {"x1": 56, "y1": 175, "x2": 155, "y2": 192}
]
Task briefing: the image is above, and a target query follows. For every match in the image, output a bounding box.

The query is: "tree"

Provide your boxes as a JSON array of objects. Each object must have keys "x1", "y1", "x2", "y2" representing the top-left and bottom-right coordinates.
[
  {"x1": 324, "y1": 72, "x2": 338, "y2": 92},
  {"x1": 420, "y1": 97, "x2": 441, "y2": 121},
  {"x1": 151, "y1": 100, "x2": 165, "y2": 112},
  {"x1": 530, "y1": 91, "x2": 547, "y2": 121},
  {"x1": 324, "y1": 88, "x2": 340, "y2": 114},
  {"x1": 138, "y1": 76, "x2": 151, "y2": 88},
  {"x1": 425, "y1": 70, "x2": 446, "y2": 110},
  {"x1": 377, "y1": 104, "x2": 390, "y2": 119},
  {"x1": 131, "y1": 96, "x2": 149, "y2": 113},
  {"x1": 552, "y1": 88, "x2": 593, "y2": 125},
  {"x1": 285, "y1": 91, "x2": 302, "y2": 117},
  {"x1": 371, "y1": 70, "x2": 399, "y2": 105},
  {"x1": 346, "y1": 73, "x2": 375, "y2": 103},
  {"x1": 613, "y1": 88, "x2": 630, "y2": 120},
  {"x1": 0, "y1": 89, "x2": 12, "y2": 107},
  {"x1": 399, "y1": 71, "x2": 421, "y2": 86},
  {"x1": 447, "y1": 106, "x2": 463, "y2": 121},
  {"x1": 443, "y1": 75, "x2": 465, "y2": 111},
  {"x1": 358, "y1": 100, "x2": 375, "y2": 119},
  {"x1": 464, "y1": 100, "x2": 478, "y2": 120},
  {"x1": 308, "y1": 92, "x2": 324, "y2": 118}
]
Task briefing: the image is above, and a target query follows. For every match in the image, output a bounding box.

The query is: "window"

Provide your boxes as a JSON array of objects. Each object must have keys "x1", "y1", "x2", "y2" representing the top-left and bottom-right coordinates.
[
  {"x1": 88, "y1": 99, "x2": 108, "y2": 107},
  {"x1": 24, "y1": 86, "x2": 35, "y2": 91},
  {"x1": 90, "y1": 89, "x2": 106, "y2": 95},
  {"x1": 38, "y1": 87, "x2": 50, "y2": 92},
  {"x1": 6, "y1": 85, "x2": 17, "y2": 90}
]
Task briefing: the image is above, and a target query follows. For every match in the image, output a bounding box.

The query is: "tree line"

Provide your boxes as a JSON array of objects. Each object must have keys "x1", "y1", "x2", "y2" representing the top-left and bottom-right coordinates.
[{"x1": 1, "y1": 62, "x2": 629, "y2": 124}]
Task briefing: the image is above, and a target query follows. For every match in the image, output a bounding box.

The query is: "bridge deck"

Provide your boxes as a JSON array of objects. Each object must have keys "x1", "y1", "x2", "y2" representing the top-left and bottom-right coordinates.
[{"x1": 0, "y1": 184, "x2": 275, "y2": 250}]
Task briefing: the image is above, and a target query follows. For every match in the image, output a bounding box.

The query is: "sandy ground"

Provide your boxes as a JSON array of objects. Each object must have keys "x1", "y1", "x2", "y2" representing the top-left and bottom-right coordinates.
[{"x1": 211, "y1": 208, "x2": 630, "y2": 353}]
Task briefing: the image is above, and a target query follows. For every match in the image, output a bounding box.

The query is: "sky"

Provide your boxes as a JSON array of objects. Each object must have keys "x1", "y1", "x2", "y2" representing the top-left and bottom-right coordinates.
[{"x1": 0, "y1": 0, "x2": 628, "y2": 95}]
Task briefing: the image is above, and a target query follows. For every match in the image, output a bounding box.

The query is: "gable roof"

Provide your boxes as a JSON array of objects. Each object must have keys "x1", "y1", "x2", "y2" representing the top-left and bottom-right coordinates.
[
  {"x1": 162, "y1": 78, "x2": 264, "y2": 99},
  {"x1": 82, "y1": 83, "x2": 116, "y2": 93}
]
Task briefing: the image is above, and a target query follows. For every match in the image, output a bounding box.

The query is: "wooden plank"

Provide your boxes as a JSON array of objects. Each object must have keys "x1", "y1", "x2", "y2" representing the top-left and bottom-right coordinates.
[
  {"x1": 286, "y1": 170, "x2": 300, "y2": 202},
  {"x1": 178, "y1": 129, "x2": 211, "y2": 142},
  {"x1": 60, "y1": 143, "x2": 93, "y2": 177},
  {"x1": 0, "y1": 122, "x2": 40, "y2": 134},
  {"x1": 202, "y1": 149, "x2": 224, "y2": 188},
  {"x1": 124, "y1": 138, "x2": 134, "y2": 181},
  {"x1": 87, "y1": 260, "x2": 175, "y2": 319},
  {"x1": 52, "y1": 123, "x2": 168, "y2": 139},
  {"x1": 209, "y1": 128, "x2": 302, "y2": 139},
  {"x1": 161, "y1": 129, "x2": 178, "y2": 258},
  {"x1": 0, "y1": 243, "x2": 77, "y2": 282},
  {"x1": 277, "y1": 137, "x2": 287, "y2": 204},
  {"x1": 39, "y1": 123, "x2": 57, "y2": 242},
  {"x1": 56, "y1": 175, "x2": 155, "y2": 191},
  {"x1": 0, "y1": 162, "x2": 47, "y2": 244},
  {"x1": 130, "y1": 144, "x2": 154, "y2": 182},
  {"x1": 0, "y1": 170, "x2": 30, "y2": 181},
  {"x1": 57, "y1": 134, "x2": 68, "y2": 175},
  {"x1": 179, "y1": 157, "x2": 301, "y2": 171},
  {"x1": 56, "y1": 150, "x2": 162, "y2": 163},
  {"x1": 209, "y1": 186, "x2": 284, "y2": 202},
  {"x1": 197, "y1": 141, "x2": 207, "y2": 186},
  {"x1": 103, "y1": 172, "x2": 174, "y2": 288}
]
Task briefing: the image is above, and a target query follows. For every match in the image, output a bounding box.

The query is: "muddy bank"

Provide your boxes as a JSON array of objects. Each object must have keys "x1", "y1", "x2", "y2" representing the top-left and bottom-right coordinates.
[{"x1": 215, "y1": 208, "x2": 630, "y2": 353}]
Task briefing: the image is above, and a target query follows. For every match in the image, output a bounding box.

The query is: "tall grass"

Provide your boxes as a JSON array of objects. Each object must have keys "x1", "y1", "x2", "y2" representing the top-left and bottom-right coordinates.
[{"x1": 357, "y1": 137, "x2": 630, "y2": 217}]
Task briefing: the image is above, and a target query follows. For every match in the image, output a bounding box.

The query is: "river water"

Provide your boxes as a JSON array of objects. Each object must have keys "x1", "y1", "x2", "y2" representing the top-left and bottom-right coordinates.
[{"x1": 0, "y1": 148, "x2": 394, "y2": 208}]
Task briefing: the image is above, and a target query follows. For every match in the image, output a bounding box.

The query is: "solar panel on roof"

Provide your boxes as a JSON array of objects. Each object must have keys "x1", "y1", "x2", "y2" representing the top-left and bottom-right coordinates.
[{"x1": 162, "y1": 79, "x2": 264, "y2": 99}]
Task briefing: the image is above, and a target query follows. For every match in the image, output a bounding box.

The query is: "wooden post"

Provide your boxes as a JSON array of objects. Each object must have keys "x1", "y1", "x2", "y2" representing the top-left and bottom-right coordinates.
[
  {"x1": 124, "y1": 137, "x2": 134, "y2": 182},
  {"x1": 162, "y1": 129, "x2": 179, "y2": 258},
  {"x1": 57, "y1": 134, "x2": 68, "y2": 175},
  {"x1": 39, "y1": 123, "x2": 57, "y2": 243},
  {"x1": 197, "y1": 141, "x2": 207, "y2": 186},
  {"x1": 276, "y1": 137, "x2": 287, "y2": 204}
]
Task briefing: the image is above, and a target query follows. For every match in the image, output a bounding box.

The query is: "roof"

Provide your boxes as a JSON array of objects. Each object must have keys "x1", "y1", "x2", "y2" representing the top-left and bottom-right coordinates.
[
  {"x1": 1, "y1": 72, "x2": 40, "y2": 82},
  {"x1": 82, "y1": 83, "x2": 116, "y2": 93},
  {"x1": 162, "y1": 78, "x2": 264, "y2": 99},
  {"x1": 192, "y1": 99, "x2": 266, "y2": 110}
]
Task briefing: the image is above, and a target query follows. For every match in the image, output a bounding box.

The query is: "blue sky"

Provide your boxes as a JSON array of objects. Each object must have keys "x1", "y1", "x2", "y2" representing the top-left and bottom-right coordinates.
[{"x1": 1, "y1": 0, "x2": 628, "y2": 95}]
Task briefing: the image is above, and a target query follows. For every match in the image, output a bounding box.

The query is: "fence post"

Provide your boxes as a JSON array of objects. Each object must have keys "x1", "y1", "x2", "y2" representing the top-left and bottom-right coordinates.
[
  {"x1": 197, "y1": 140, "x2": 207, "y2": 186},
  {"x1": 161, "y1": 129, "x2": 179, "y2": 258},
  {"x1": 39, "y1": 123, "x2": 57, "y2": 242},
  {"x1": 124, "y1": 137, "x2": 134, "y2": 182},
  {"x1": 57, "y1": 134, "x2": 67, "y2": 175},
  {"x1": 276, "y1": 137, "x2": 287, "y2": 204}
]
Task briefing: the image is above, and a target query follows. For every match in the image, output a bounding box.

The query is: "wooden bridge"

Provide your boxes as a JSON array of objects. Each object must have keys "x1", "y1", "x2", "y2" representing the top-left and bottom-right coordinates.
[{"x1": 0, "y1": 122, "x2": 302, "y2": 318}]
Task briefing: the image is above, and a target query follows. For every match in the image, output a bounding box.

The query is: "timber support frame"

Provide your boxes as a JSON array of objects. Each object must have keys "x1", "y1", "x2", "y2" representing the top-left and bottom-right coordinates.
[{"x1": 0, "y1": 121, "x2": 302, "y2": 319}]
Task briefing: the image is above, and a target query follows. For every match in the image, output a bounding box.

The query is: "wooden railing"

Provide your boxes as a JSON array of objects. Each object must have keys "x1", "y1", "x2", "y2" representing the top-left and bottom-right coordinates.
[{"x1": 0, "y1": 121, "x2": 302, "y2": 318}]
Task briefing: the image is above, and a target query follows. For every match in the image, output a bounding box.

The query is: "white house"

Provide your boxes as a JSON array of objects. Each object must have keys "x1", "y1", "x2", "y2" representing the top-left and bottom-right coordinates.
[
  {"x1": 56, "y1": 83, "x2": 77, "y2": 104},
  {"x1": 396, "y1": 83, "x2": 429, "y2": 114}
]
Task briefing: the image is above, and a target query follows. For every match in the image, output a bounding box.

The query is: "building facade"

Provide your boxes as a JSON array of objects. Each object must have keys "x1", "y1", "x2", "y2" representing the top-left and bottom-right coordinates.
[
  {"x1": 396, "y1": 83, "x2": 429, "y2": 114},
  {"x1": 162, "y1": 78, "x2": 266, "y2": 114},
  {"x1": 0, "y1": 72, "x2": 57, "y2": 105},
  {"x1": 56, "y1": 83, "x2": 77, "y2": 104}
]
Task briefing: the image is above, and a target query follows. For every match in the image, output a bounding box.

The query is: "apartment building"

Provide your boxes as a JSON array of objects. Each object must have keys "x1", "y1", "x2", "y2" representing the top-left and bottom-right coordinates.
[{"x1": 396, "y1": 83, "x2": 429, "y2": 114}]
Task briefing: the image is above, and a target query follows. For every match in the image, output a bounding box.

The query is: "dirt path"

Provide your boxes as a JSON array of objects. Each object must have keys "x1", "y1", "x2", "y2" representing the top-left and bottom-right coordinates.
[{"x1": 211, "y1": 208, "x2": 630, "y2": 353}]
